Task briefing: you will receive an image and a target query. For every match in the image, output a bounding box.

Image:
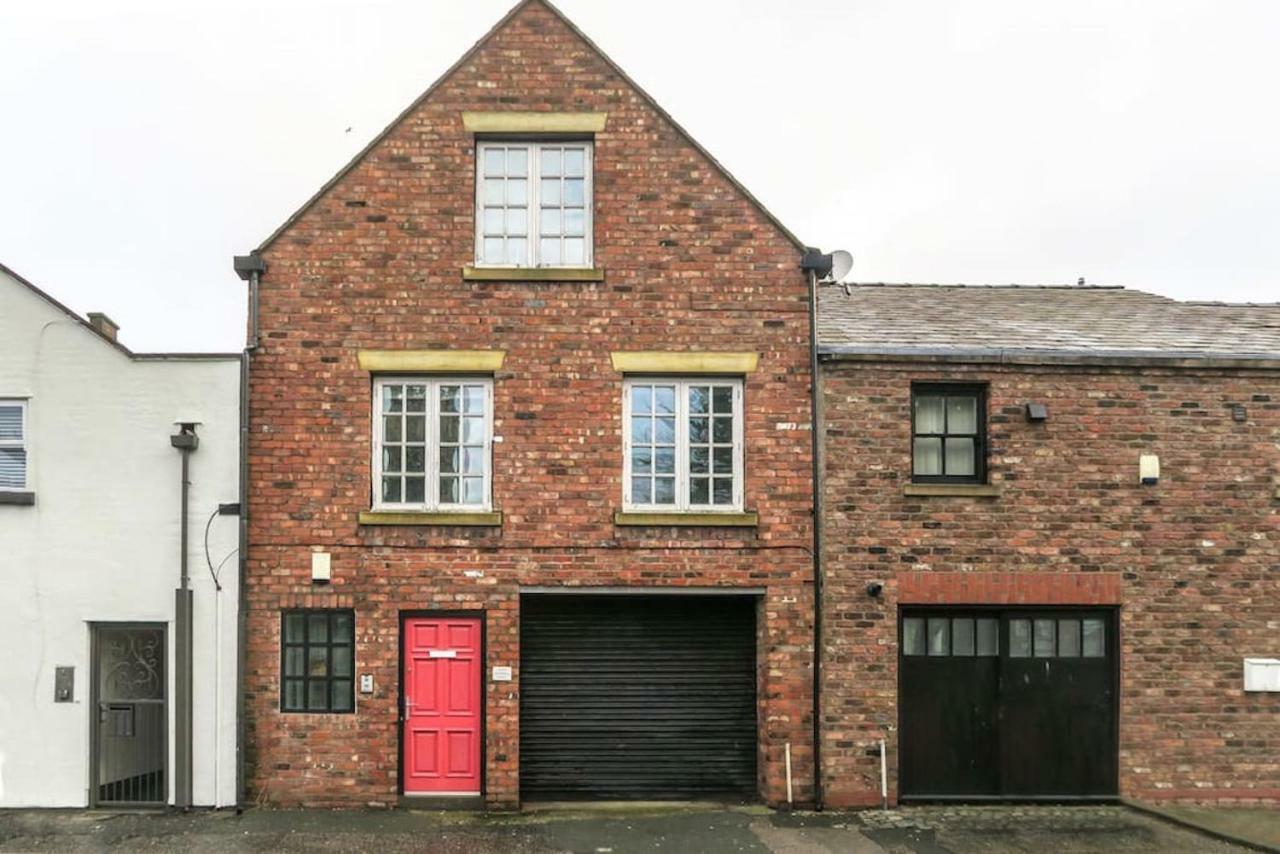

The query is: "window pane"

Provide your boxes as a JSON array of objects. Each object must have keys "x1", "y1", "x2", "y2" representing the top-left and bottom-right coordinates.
[
  {"x1": 439, "y1": 416, "x2": 459, "y2": 443},
  {"x1": 405, "y1": 416, "x2": 425, "y2": 442},
  {"x1": 541, "y1": 148, "x2": 561, "y2": 176},
  {"x1": 631, "y1": 448, "x2": 652, "y2": 474},
  {"x1": 689, "y1": 386, "x2": 710, "y2": 414},
  {"x1": 654, "y1": 477, "x2": 676, "y2": 504},
  {"x1": 927, "y1": 618, "x2": 949, "y2": 656},
  {"x1": 506, "y1": 147, "x2": 527, "y2": 174},
  {"x1": 1059, "y1": 620, "x2": 1081, "y2": 657},
  {"x1": 405, "y1": 476, "x2": 425, "y2": 503},
  {"x1": 440, "y1": 447, "x2": 459, "y2": 474},
  {"x1": 945, "y1": 438, "x2": 976, "y2": 476},
  {"x1": 381, "y1": 476, "x2": 401, "y2": 503},
  {"x1": 688, "y1": 417, "x2": 709, "y2": 443},
  {"x1": 541, "y1": 178, "x2": 561, "y2": 205},
  {"x1": 654, "y1": 417, "x2": 675, "y2": 444},
  {"x1": 381, "y1": 446, "x2": 402, "y2": 473},
  {"x1": 690, "y1": 447, "x2": 708, "y2": 474},
  {"x1": 1034, "y1": 619, "x2": 1056, "y2": 657},
  {"x1": 564, "y1": 239, "x2": 586, "y2": 265},
  {"x1": 632, "y1": 385, "x2": 653, "y2": 414},
  {"x1": 712, "y1": 386, "x2": 733, "y2": 413},
  {"x1": 564, "y1": 178, "x2": 584, "y2": 205},
  {"x1": 564, "y1": 148, "x2": 585, "y2": 177},
  {"x1": 564, "y1": 210, "x2": 585, "y2": 236},
  {"x1": 654, "y1": 447, "x2": 675, "y2": 474},
  {"x1": 462, "y1": 477, "x2": 483, "y2": 505},
  {"x1": 463, "y1": 386, "x2": 485, "y2": 414},
  {"x1": 713, "y1": 416, "x2": 733, "y2": 443},
  {"x1": 483, "y1": 179, "x2": 504, "y2": 205},
  {"x1": 440, "y1": 386, "x2": 460, "y2": 413},
  {"x1": 631, "y1": 417, "x2": 652, "y2": 444},
  {"x1": 382, "y1": 385, "x2": 403, "y2": 414},
  {"x1": 540, "y1": 238, "x2": 561, "y2": 265},
  {"x1": 307, "y1": 681, "x2": 328, "y2": 711},
  {"x1": 952, "y1": 619, "x2": 975, "y2": 656},
  {"x1": 540, "y1": 209, "x2": 561, "y2": 236},
  {"x1": 284, "y1": 647, "x2": 304, "y2": 677},
  {"x1": 976, "y1": 618, "x2": 999, "y2": 656},
  {"x1": 915, "y1": 395, "x2": 944, "y2": 433},
  {"x1": 406, "y1": 385, "x2": 426, "y2": 412},
  {"x1": 308, "y1": 647, "x2": 328, "y2": 677},
  {"x1": 713, "y1": 446, "x2": 733, "y2": 474},
  {"x1": 712, "y1": 478, "x2": 734, "y2": 505},
  {"x1": 903, "y1": 618, "x2": 925, "y2": 656},
  {"x1": 506, "y1": 209, "x2": 527, "y2": 236},
  {"x1": 405, "y1": 446, "x2": 425, "y2": 473},
  {"x1": 689, "y1": 478, "x2": 709, "y2": 505},
  {"x1": 382, "y1": 416, "x2": 402, "y2": 442},
  {"x1": 332, "y1": 649, "x2": 352, "y2": 678},
  {"x1": 483, "y1": 148, "x2": 505, "y2": 177},
  {"x1": 332, "y1": 613, "x2": 353, "y2": 643},
  {"x1": 440, "y1": 476, "x2": 459, "y2": 504},
  {"x1": 483, "y1": 208, "x2": 504, "y2": 234},
  {"x1": 308, "y1": 614, "x2": 328, "y2": 643},
  {"x1": 506, "y1": 238, "x2": 527, "y2": 265},
  {"x1": 458, "y1": 416, "x2": 482, "y2": 445},
  {"x1": 946, "y1": 396, "x2": 977, "y2": 433},
  {"x1": 1009, "y1": 619, "x2": 1031, "y2": 657},
  {"x1": 482, "y1": 238, "x2": 504, "y2": 262},
  {"x1": 1083, "y1": 619, "x2": 1106, "y2": 657},
  {"x1": 331, "y1": 680, "x2": 353, "y2": 712},
  {"x1": 284, "y1": 680, "x2": 304, "y2": 711},
  {"x1": 654, "y1": 386, "x2": 676, "y2": 414},
  {"x1": 630, "y1": 476, "x2": 652, "y2": 504},
  {"x1": 913, "y1": 438, "x2": 942, "y2": 476},
  {"x1": 462, "y1": 448, "x2": 484, "y2": 474},
  {"x1": 507, "y1": 179, "x2": 527, "y2": 206},
  {"x1": 284, "y1": 613, "x2": 305, "y2": 643}
]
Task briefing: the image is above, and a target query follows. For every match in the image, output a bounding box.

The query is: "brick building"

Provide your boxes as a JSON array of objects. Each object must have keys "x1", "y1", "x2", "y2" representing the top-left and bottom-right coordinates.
[
  {"x1": 235, "y1": 0, "x2": 815, "y2": 808},
  {"x1": 817, "y1": 283, "x2": 1280, "y2": 807}
]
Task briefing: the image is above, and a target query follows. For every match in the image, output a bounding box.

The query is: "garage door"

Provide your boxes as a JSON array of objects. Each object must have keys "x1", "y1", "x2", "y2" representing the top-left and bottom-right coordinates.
[
  {"x1": 899, "y1": 608, "x2": 1118, "y2": 799},
  {"x1": 520, "y1": 594, "x2": 758, "y2": 800}
]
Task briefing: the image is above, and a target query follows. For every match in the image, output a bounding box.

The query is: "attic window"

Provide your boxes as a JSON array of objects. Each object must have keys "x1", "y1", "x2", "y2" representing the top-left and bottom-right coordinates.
[{"x1": 475, "y1": 141, "x2": 592, "y2": 269}]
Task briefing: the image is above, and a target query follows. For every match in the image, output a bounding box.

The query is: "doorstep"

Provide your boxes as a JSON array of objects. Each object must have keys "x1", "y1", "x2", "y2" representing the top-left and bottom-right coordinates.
[{"x1": 1126, "y1": 800, "x2": 1280, "y2": 853}]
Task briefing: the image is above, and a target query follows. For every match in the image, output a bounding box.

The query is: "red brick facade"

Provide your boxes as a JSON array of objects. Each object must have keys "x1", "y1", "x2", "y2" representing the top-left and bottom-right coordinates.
[
  {"x1": 819, "y1": 359, "x2": 1280, "y2": 806},
  {"x1": 243, "y1": 1, "x2": 814, "y2": 808}
]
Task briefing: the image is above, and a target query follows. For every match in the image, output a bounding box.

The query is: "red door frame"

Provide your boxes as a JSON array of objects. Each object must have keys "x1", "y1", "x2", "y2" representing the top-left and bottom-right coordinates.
[{"x1": 397, "y1": 611, "x2": 486, "y2": 797}]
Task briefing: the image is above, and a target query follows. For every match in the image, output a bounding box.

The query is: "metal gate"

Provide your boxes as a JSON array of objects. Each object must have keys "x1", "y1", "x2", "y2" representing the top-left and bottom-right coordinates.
[
  {"x1": 520, "y1": 595, "x2": 758, "y2": 800},
  {"x1": 899, "y1": 608, "x2": 1118, "y2": 800},
  {"x1": 91, "y1": 624, "x2": 167, "y2": 806}
]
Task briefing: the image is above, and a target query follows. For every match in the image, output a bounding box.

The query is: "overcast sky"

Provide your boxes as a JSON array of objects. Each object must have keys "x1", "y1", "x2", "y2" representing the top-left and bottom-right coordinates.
[{"x1": 2, "y1": 0, "x2": 1277, "y2": 352}]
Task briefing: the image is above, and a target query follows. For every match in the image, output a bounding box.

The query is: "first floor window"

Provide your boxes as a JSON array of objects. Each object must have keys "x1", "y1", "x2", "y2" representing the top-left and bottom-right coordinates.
[
  {"x1": 912, "y1": 384, "x2": 985, "y2": 483},
  {"x1": 623, "y1": 378, "x2": 743, "y2": 511},
  {"x1": 0, "y1": 400, "x2": 27, "y2": 491},
  {"x1": 281, "y1": 610, "x2": 354, "y2": 713},
  {"x1": 476, "y1": 140, "x2": 592, "y2": 268},
  {"x1": 373, "y1": 377, "x2": 493, "y2": 511}
]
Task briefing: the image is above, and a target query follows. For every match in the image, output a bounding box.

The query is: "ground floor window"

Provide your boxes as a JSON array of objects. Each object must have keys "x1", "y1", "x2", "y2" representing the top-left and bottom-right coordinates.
[{"x1": 281, "y1": 610, "x2": 354, "y2": 713}]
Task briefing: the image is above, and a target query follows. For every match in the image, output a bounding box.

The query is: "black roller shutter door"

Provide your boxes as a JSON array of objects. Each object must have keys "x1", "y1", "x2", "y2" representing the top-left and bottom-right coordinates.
[{"x1": 520, "y1": 594, "x2": 758, "y2": 800}]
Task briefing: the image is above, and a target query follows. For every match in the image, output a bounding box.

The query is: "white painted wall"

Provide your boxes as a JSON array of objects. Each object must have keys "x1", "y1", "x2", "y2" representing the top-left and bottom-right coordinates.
[{"x1": 0, "y1": 268, "x2": 240, "y2": 807}]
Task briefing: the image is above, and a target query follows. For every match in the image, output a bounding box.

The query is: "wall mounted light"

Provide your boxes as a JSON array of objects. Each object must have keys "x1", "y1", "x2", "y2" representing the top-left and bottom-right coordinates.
[
  {"x1": 311, "y1": 551, "x2": 332, "y2": 585},
  {"x1": 1139, "y1": 454, "x2": 1160, "y2": 486},
  {"x1": 1232, "y1": 404, "x2": 1248, "y2": 423},
  {"x1": 866, "y1": 581, "x2": 884, "y2": 598},
  {"x1": 1025, "y1": 402, "x2": 1049, "y2": 422}
]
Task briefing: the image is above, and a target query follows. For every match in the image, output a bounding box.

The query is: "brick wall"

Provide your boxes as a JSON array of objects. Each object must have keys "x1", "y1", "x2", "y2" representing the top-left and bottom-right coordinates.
[
  {"x1": 820, "y1": 359, "x2": 1280, "y2": 806},
  {"x1": 245, "y1": 1, "x2": 814, "y2": 808}
]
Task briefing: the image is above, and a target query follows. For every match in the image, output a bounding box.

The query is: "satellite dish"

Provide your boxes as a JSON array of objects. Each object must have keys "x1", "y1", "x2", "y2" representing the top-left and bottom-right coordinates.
[{"x1": 826, "y1": 249, "x2": 854, "y2": 283}]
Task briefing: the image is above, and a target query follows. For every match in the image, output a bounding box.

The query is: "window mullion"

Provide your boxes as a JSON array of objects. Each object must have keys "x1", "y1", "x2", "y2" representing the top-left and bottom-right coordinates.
[
  {"x1": 426, "y1": 380, "x2": 438, "y2": 510},
  {"x1": 622, "y1": 381, "x2": 633, "y2": 510},
  {"x1": 529, "y1": 145, "x2": 540, "y2": 267},
  {"x1": 733, "y1": 382, "x2": 744, "y2": 510},
  {"x1": 676, "y1": 380, "x2": 689, "y2": 511}
]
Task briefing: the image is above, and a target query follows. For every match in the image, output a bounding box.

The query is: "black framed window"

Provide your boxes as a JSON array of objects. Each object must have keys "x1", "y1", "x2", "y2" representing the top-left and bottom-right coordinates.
[
  {"x1": 911, "y1": 384, "x2": 986, "y2": 483},
  {"x1": 281, "y1": 610, "x2": 354, "y2": 713}
]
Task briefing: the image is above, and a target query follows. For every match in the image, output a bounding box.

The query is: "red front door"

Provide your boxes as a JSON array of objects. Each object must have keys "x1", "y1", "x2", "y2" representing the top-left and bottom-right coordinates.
[{"x1": 402, "y1": 617, "x2": 482, "y2": 795}]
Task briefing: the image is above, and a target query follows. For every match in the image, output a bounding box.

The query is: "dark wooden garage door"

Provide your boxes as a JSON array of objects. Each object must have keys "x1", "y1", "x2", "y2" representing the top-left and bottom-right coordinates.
[
  {"x1": 899, "y1": 608, "x2": 1118, "y2": 800},
  {"x1": 520, "y1": 594, "x2": 758, "y2": 800}
]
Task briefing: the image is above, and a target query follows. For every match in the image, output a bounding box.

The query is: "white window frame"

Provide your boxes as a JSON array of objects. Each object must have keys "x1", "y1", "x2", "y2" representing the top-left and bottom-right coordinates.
[
  {"x1": 371, "y1": 377, "x2": 494, "y2": 512},
  {"x1": 621, "y1": 378, "x2": 744, "y2": 513},
  {"x1": 474, "y1": 140, "x2": 594, "y2": 269},
  {"x1": 0, "y1": 399, "x2": 28, "y2": 492}
]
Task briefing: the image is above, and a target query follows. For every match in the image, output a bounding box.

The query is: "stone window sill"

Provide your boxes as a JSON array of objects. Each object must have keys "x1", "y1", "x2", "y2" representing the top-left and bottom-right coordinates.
[
  {"x1": 613, "y1": 511, "x2": 758, "y2": 528},
  {"x1": 903, "y1": 484, "x2": 1001, "y2": 498},
  {"x1": 0, "y1": 491, "x2": 35, "y2": 506},
  {"x1": 462, "y1": 266, "x2": 604, "y2": 282},
  {"x1": 358, "y1": 510, "x2": 502, "y2": 527}
]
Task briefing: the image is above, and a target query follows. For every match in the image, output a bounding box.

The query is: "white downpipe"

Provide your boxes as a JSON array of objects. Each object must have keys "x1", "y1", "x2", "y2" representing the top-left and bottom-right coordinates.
[
  {"x1": 879, "y1": 739, "x2": 888, "y2": 810},
  {"x1": 784, "y1": 742, "x2": 794, "y2": 806}
]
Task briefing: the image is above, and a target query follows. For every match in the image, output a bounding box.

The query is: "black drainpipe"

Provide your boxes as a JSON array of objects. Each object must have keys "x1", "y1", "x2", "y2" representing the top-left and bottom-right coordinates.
[
  {"x1": 800, "y1": 249, "x2": 831, "y2": 810},
  {"x1": 232, "y1": 252, "x2": 265, "y2": 809},
  {"x1": 170, "y1": 422, "x2": 199, "y2": 809}
]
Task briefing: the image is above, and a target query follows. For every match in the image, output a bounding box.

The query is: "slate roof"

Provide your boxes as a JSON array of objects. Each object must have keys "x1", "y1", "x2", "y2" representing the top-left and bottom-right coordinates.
[{"x1": 818, "y1": 283, "x2": 1280, "y2": 363}]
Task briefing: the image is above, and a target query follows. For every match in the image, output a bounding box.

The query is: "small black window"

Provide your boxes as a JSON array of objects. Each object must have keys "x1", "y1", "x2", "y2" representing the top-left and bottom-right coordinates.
[
  {"x1": 912, "y1": 384, "x2": 986, "y2": 483},
  {"x1": 281, "y1": 610, "x2": 354, "y2": 713}
]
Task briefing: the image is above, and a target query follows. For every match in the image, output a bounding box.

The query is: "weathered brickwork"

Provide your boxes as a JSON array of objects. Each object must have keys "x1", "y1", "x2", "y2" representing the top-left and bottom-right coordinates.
[
  {"x1": 245, "y1": 1, "x2": 814, "y2": 808},
  {"x1": 820, "y1": 360, "x2": 1280, "y2": 806}
]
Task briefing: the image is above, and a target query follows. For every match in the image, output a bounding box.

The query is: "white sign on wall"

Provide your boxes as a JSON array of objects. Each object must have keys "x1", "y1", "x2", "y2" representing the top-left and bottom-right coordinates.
[{"x1": 492, "y1": 666, "x2": 512, "y2": 682}]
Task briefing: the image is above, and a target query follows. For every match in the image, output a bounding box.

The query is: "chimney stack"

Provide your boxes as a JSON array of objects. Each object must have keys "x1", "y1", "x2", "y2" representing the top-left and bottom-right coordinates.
[{"x1": 87, "y1": 312, "x2": 119, "y2": 342}]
